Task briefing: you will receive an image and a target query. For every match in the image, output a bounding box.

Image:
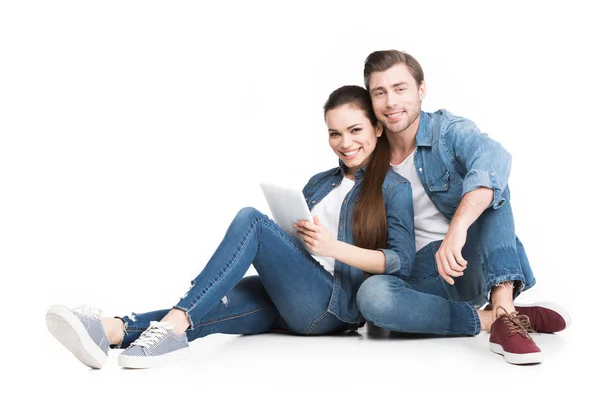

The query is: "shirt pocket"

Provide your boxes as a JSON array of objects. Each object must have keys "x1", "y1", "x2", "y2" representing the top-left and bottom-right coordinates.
[
  {"x1": 427, "y1": 170, "x2": 450, "y2": 192},
  {"x1": 426, "y1": 169, "x2": 461, "y2": 216}
]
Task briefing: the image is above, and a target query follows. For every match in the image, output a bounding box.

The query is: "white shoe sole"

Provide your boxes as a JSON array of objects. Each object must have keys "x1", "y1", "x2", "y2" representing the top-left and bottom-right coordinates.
[
  {"x1": 118, "y1": 347, "x2": 190, "y2": 369},
  {"x1": 490, "y1": 342, "x2": 544, "y2": 364},
  {"x1": 46, "y1": 305, "x2": 108, "y2": 369}
]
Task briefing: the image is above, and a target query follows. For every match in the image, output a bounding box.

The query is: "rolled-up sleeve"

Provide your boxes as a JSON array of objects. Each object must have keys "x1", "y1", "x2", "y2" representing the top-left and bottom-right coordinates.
[
  {"x1": 445, "y1": 119, "x2": 512, "y2": 209},
  {"x1": 378, "y1": 180, "x2": 416, "y2": 277}
]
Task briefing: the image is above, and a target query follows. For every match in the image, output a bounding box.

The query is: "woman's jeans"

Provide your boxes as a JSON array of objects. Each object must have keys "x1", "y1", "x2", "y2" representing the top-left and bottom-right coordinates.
[
  {"x1": 116, "y1": 207, "x2": 348, "y2": 347},
  {"x1": 357, "y1": 195, "x2": 536, "y2": 336}
]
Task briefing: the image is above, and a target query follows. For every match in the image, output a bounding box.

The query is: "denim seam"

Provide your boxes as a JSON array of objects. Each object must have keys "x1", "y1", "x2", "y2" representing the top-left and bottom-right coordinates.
[
  {"x1": 183, "y1": 303, "x2": 276, "y2": 329},
  {"x1": 180, "y1": 218, "x2": 262, "y2": 329},
  {"x1": 181, "y1": 215, "x2": 332, "y2": 329},
  {"x1": 260, "y1": 215, "x2": 334, "y2": 286},
  {"x1": 305, "y1": 310, "x2": 330, "y2": 334},
  {"x1": 406, "y1": 273, "x2": 438, "y2": 285},
  {"x1": 468, "y1": 304, "x2": 480, "y2": 335}
]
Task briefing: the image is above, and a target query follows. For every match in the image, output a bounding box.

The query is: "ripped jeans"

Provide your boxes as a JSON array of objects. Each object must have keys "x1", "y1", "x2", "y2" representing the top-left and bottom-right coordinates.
[
  {"x1": 357, "y1": 193, "x2": 536, "y2": 336},
  {"x1": 116, "y1": 207, "x2": 348, "y2": 348}
]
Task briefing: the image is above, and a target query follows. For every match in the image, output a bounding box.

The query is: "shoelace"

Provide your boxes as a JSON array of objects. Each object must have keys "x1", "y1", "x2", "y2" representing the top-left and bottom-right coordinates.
[
  {"x1": 496, "y1": 306, "x2": 532, "y2": 340},
  {"x1": 517, "y1": 314, "x2": 538, "y2": 334},
  {"x1": 73, "y1": 305, "x2": 102, "y2": 320},
  {"x1": 130, "y1": 321, "x2": 172, "y2": 349}
]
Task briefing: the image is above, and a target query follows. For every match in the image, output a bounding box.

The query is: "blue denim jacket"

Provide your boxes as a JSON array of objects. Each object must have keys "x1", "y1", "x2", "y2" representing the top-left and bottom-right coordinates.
[
  {"x1": 414, "y1": 110, "x2": 512, "y2": 219},
  {"x1": 302, "y1": 164, "x2": 415, "y2": 323}
]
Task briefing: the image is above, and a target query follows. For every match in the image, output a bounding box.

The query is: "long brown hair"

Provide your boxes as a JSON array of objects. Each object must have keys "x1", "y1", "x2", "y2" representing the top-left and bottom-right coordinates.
[{"x1": 323, "y1": 85, "x2": 390, "y2": 250}]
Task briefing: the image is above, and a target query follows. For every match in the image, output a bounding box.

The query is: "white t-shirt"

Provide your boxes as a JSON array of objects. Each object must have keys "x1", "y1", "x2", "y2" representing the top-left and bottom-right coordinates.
[
  {"x1": 310, "y1": 177, "x2": 355, "y2": 275},
  {"x1": 392, "y1": 150, "x2": 449, "y2": 251}
]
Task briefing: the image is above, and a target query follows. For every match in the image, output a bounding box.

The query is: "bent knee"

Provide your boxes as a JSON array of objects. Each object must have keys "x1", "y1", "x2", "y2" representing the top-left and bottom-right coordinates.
[
  {"x1": 357, "y1": 275, "x2": 408, "y2": 320},
  {"x1": 234, "y1": 207, "x2": 267, "y2": 225}
]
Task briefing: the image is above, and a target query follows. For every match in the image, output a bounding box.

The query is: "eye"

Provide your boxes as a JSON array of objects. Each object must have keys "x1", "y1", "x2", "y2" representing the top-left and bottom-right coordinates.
[
  {"x1": 329, "y1": 132, "x2": 340, "y2": 137},
  {"x1": 351, "y1": 128, "x2": 362, "y2": 134},
  {"x1": 374, "y1": 91, "x2": 384, "y2": 97}
]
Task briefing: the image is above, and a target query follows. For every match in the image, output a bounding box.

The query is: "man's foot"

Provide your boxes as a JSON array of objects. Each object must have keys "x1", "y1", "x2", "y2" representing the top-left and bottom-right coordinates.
[
  {"x1": 489, "y1": 306, "x2": 543, "y2": 365},
  {"x1": 118, "y1": 321, "x2": 190, "y2": 369},
  {"x1": 484, "y1": 302, "x2": 571, "y2": 333},
  {"x1": 46, "y1": 305, "x2": 110, "y2": 369}
]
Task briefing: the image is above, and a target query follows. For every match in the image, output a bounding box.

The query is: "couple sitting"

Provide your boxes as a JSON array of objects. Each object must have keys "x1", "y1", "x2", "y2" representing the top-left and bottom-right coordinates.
[{"x1": 46, "y1": 50, "x2": 570, "y2": 369}]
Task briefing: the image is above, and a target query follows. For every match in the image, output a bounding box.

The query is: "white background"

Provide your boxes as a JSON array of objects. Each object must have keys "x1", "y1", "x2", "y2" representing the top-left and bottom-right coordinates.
[{"x1": 1, "y1": 0, "x2": 597, "y2": 397}]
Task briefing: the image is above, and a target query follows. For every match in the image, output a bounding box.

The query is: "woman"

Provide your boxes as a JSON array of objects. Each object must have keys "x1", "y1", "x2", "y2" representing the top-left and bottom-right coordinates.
[{"x1": 46, "y1": 85, "x2": 416, "y2": 369}]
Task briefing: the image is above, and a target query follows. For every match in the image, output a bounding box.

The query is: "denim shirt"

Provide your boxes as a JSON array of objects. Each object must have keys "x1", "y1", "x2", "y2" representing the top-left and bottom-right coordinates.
[
  {"x1": 302, "y1": 164, "x2": 415, "y2": 324},
  {"x1": 414, "y1": 110, "x2": 512, "y2": 220}
]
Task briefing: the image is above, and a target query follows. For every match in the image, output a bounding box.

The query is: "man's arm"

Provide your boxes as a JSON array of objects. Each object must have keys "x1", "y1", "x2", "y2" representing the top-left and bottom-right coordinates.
[
  {"x1": 436, "y1": 187, "x2": 493, "y2": 285},
  {"x1": 435, "y1": 116, "x2": 511, "y2": 284},
  {"x1": 446, "y1": 117, "x2": 512, "y2": 210}
]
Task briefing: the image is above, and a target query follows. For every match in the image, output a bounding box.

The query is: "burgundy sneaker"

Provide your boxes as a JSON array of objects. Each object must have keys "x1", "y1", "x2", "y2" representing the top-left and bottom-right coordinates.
[
  {"x1": 514, "y1": 302, "x2": 571, "y2": 333},
  {"x1": 484, "y1": 302, "x2": 571, "y2": 333},
  {"x1": 489, "y1": 307, "x2": 543, "y2": 365}
]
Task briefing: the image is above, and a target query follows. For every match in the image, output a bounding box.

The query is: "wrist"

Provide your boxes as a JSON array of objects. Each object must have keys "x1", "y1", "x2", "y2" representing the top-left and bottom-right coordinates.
[
  {"x1": 329, "y1": 240, "x2": 344, "y2": 259},
  {"x1": 449, "y1": 217, "x2": 470, "y2": 233}
]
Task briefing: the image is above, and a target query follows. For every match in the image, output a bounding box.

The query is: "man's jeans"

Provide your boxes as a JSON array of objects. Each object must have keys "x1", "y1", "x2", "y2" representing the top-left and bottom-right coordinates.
[
  {"x1": 357, "y1": 195, "x2": 536, "y2": 336},
  {"x1": 117, "y1": 207, "x2": 347, "y2": 347}
]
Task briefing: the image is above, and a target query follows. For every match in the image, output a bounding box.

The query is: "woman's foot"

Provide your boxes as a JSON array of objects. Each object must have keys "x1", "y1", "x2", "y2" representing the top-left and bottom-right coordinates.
[
  {"x1": 46, "y1": 305, "x2": 112, "y2": 369},
  {"x1": 118, "y1": 321, "x2": 190, "y2": 369}
]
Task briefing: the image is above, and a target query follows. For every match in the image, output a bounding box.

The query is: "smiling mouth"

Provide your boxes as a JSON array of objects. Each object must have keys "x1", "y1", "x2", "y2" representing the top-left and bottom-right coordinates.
[
  {"x1": 341, "y1": 148, "x2": 361, "y2": 158},
  {"x1": 385, "y1": 110, "x2": 405, "y2": 121}
]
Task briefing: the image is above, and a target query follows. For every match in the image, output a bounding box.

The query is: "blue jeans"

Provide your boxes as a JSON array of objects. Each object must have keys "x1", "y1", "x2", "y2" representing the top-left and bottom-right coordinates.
[
  {"x1": 116, "y1": 207, "x2": 349, "y2": 347},
  {"x1": 357, "y1": 194, "x2": 536, "y2": 336}
]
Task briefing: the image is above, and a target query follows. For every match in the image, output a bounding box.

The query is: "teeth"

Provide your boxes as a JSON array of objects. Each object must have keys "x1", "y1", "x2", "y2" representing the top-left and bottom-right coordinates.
[
  {"x1": 343, "y1": 149, "x2": 360, "y2": 157},
  {"x1": 388, "y1": 111, "x2": 404, "y2": 117}
]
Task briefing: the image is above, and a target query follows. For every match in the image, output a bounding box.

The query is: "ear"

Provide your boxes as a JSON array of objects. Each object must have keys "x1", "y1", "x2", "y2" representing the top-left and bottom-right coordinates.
[
  {"x1": 418, "y1": 81, "x2": 427, "y2": 101},
  {"x1": 375, "y1": 122, "x2": 384, "y2": 138}
]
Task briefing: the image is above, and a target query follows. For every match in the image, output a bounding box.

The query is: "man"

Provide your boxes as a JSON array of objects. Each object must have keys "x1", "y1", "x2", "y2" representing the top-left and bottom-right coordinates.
[{"x1": 356, "y1": 50, "x2": 570, "y2": 365}]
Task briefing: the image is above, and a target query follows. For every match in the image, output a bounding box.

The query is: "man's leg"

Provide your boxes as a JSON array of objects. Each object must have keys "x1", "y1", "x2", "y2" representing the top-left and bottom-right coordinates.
[{"x1": 357, "y1": 273, "x2": 481, "y2": 336}]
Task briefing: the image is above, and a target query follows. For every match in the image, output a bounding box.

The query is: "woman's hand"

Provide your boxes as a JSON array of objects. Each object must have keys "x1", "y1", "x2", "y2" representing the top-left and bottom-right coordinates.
[{"x1": 294, "y1": 216, "x2": 339, "y2": 257}]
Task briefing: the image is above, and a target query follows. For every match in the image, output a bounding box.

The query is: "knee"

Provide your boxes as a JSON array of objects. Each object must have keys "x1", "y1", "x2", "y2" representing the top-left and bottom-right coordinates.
[
  {"x1": 233, "y1": 207, "x2": 266, "y2": 225},
  {"x1": 357, "y1": 275, "x2": 402, "y2": 321}
]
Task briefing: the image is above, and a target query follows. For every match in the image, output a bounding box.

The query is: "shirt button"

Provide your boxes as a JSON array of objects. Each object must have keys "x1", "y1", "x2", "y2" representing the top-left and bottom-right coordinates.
[
  {"x1": 491, "y1": 172, "x2": 496, "y2": 176},
  {"x1": 332, "y1": 183, "x2": 336, "y2": 186},
  {"x1": 418, "y1": 167, "x2": 423, "y2": 172},
  {"x1": 311, "y1": 200, "x2": 316, "y2": 204}
]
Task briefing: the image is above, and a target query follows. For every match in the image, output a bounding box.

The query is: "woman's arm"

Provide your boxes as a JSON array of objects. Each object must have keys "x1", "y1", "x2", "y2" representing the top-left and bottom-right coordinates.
[
  {"x1": 295, "y1": 216, "x2": 387, "y2": 274},
  {"x1": 294, "y1": 178, "x2": 415, "y2": 276}
]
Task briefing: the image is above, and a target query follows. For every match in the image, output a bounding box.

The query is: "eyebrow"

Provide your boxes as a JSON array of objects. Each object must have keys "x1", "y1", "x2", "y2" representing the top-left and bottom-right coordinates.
[
  {"x1": 329, "y1": 123, "x2": 362, "y2": 132},
  {"x1": 370, "y1": 82, "x2": 408, "y2": 93}
]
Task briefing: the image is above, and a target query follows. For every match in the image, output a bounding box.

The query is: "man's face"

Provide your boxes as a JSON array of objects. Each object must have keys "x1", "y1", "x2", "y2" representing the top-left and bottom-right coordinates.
[{"x1": 368, "y1": 63, "x2": 425, "y2": 135}]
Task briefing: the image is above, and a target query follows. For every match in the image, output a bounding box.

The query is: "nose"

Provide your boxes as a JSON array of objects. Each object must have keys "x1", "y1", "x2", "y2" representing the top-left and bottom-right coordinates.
[
  {"x1": 341, "y1": 133, "x2": 354, "y2": 149},
  {"x1": 386, "y1": 92, "x2": 398, "y2": 109}
]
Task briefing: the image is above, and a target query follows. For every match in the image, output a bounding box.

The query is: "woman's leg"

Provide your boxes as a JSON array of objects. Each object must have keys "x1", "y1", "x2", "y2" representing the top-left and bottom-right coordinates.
[
  {"x1": 165, "y1": 207, "x2": 345, "y2": 335},
  {"x1": 117, "y1": 207, "x2": 346, "y2": 367},
  {"x1": 115, "y1": 275, "x2": 280, "y2": 347}
]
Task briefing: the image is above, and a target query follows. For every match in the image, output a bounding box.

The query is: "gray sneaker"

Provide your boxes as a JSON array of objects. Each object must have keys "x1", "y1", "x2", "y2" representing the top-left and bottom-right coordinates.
[
  {"x1": 46, "y1": 305, "x2": 110, "y2": 369},
  {"x1": 118, "y1": 321, "x2": 190, "y2": 369}
]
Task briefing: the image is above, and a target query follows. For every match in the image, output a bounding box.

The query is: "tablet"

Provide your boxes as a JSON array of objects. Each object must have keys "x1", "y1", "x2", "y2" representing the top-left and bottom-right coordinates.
[{"x1": 260, "y1": 182, "x2": 313, "y2": 244}]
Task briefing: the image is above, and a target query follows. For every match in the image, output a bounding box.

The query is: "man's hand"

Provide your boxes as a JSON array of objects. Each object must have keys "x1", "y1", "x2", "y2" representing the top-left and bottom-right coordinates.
[
  {"x1": 436, "y1": 187, "x2": 493, "y2": 285},
  {"x1": 435, "y1": 225, "x2": 468, "y2": 285},
  {"x1": 294, "y1": 216, "x2": 339, "y2": 257}
]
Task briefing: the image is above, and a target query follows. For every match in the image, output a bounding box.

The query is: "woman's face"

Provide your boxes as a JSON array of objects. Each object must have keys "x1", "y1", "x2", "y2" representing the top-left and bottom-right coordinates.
[{"x1": 325, "y1": 104, "x2": 382, "y2": 176}]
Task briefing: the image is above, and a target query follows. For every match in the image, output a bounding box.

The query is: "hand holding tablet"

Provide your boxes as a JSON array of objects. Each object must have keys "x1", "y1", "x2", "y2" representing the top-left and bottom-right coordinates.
[{"x1": 260, "y1": 182, "x2": 313, "y2": 246}]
